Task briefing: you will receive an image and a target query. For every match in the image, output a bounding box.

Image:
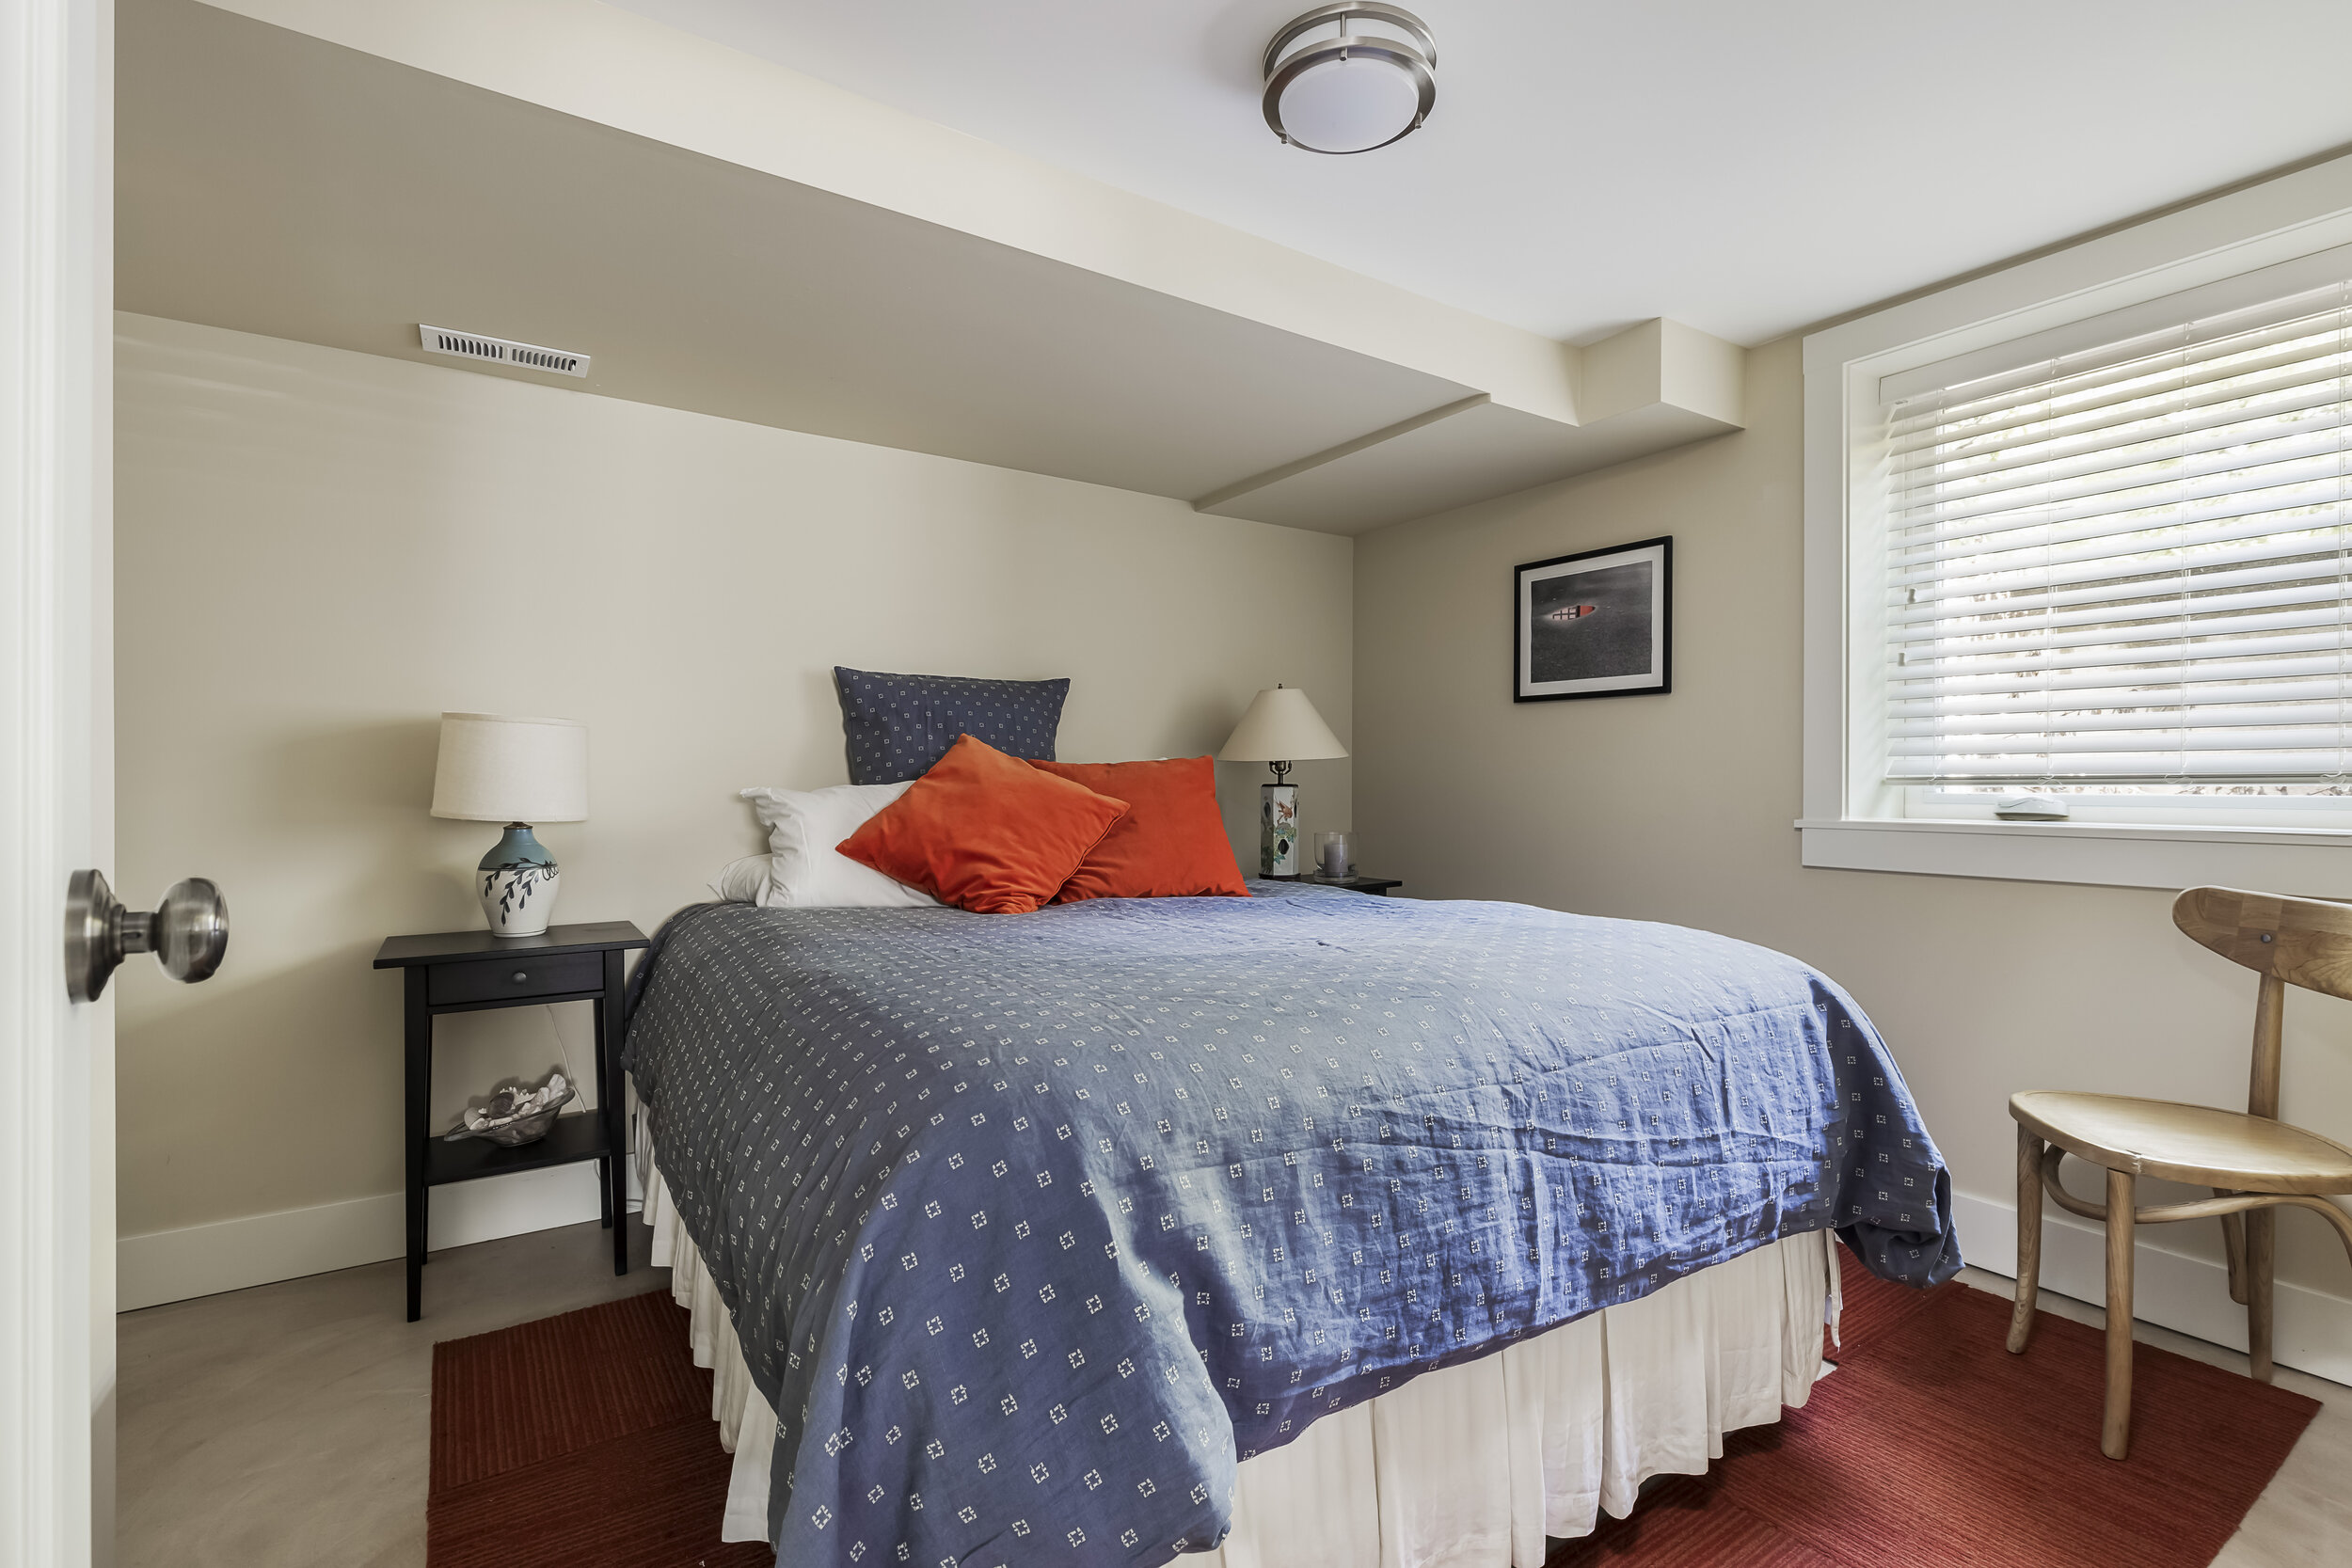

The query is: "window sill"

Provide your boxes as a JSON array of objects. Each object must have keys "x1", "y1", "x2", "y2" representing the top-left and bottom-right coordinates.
[{"x1": 1795, "y1": 816, "x2": 2352, "y2": 895}]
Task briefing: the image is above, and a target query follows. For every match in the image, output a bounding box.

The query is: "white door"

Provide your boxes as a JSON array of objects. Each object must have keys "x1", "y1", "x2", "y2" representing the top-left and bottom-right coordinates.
[{"x1": 2, "y1": 2, "x2": 114, "y2": 1564}]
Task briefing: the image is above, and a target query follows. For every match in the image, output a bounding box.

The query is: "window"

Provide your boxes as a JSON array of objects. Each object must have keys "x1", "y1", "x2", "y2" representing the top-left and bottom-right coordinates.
[
  {"x1": 1884, "y1": 280, "x2": 2352, "y2": 798},
  {"x1": 1802, "y1": 161, "x2": 2352, "y2": 889}
]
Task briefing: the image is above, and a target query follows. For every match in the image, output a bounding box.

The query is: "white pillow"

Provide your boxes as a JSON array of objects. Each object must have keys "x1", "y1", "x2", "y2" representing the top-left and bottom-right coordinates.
[
  {"x1": 739, "y1": 784, "x2": 941, "y2": 909},
  {"x1": 709, "y1": 853, "x2": 772, "y2": 904}
]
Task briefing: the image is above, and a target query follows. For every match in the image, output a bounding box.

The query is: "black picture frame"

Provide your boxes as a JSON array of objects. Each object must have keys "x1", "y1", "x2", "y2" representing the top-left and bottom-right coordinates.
[{"x1": 1513, "y1": 536, "x2": 1673, "y2": 702}]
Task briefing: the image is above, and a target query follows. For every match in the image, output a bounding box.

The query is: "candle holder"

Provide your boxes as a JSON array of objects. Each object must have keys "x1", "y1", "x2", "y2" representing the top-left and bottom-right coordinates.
[{"x1": 1313, "y1": 831, "x2": 1355, "y2": 879}]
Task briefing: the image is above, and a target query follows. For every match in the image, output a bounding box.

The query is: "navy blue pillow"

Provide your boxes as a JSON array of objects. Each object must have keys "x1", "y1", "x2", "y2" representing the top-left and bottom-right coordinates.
[{"x1": 834, "y1": 667, "x2": 1072, "y2": 784}]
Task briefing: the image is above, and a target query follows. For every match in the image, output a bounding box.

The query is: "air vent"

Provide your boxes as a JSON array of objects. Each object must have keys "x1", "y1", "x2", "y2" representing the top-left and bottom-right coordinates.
[{"x1": 418, "y1": 325, "x2": 591, "y2": 378}]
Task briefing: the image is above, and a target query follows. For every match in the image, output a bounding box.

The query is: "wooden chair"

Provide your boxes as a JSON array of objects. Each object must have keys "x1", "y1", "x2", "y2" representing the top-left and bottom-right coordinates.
[{"x1": 2008, "y1": 885, "x2": 2352, "y2": 1460}]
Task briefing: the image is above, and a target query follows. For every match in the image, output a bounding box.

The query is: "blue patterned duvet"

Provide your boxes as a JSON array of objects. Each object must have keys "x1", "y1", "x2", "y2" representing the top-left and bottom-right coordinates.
[{"x1": 622, "y1": 883, "x2": 1957, "y2": 1566}]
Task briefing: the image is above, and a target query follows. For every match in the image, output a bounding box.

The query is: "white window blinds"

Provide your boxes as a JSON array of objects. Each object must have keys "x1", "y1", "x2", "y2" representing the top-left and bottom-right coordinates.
[{"x1": 1884, "y1": 278, "x2": 2352, "y2": 784}]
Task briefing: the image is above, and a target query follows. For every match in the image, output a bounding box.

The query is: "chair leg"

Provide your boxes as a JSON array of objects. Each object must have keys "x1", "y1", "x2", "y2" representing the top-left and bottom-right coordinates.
[
  {"x1": 2008, "y1": 1124, "x2": 2044, "y2": 1354},
  {"x1": 2103, "y1": 1168, "x2": 2136, "y2": 1461},
  {"x1": 2218, "y1": 1196, "x2": 2249, "y2": 1307},
  {"x1": 2247, "y1": 1205, "x2": 2276, "y2": 1384}
]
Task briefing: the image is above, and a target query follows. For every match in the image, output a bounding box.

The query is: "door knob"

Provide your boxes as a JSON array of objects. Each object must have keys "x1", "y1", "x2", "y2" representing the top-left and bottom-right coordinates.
[{"x1": 65, "y1": 869, "x2": 229, "y2": 1003}]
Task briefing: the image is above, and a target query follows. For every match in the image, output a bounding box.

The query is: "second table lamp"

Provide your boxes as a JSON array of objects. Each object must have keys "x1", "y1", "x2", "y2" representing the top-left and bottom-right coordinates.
[{"x1": 1217, "y1": 685, "x2": 1347, "y2": 877}]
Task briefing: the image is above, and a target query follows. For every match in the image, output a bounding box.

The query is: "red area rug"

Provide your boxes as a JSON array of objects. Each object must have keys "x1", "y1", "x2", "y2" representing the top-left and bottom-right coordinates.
[
  {"x1": 1549, "y1": 1266, "x2": 2319, "y2": 1568},
  {"x1": 427, "y1": 1267, "x2": 2319, "y2": 1568},
  {"x1": 427, "y1": 1289, "x2": 767, "y2": 1567}
]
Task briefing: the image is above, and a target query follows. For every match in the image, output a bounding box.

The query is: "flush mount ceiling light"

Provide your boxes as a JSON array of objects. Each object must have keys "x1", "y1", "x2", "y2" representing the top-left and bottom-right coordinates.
[{"x1": 1263, "y1": 4, "x2": 1437, "y2": 155}]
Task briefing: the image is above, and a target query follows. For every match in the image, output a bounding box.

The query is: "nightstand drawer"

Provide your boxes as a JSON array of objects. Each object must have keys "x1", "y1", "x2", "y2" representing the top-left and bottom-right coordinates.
[{"x1": 427, "y1": 952, "x2": 603, "y2": 1006}]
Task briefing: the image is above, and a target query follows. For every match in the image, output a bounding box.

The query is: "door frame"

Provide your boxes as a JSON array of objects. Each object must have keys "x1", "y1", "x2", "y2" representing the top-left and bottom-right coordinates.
[{"x1": 1, "y1": 1, "x2": 114, "y2": 1564}]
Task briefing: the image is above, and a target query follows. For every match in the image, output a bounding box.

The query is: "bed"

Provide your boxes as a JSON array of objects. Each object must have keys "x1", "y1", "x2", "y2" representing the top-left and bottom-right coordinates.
[{"x1": 622, "y1": 880, "x2": 1959, "y2": 1566}]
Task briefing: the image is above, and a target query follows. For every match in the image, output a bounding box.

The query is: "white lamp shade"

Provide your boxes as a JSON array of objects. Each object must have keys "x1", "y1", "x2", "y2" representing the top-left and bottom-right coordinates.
[
  {"x1": 1217, "y1": 687, "x2": 1348, "y2": 763},
  {"x1": 430, "y1": 713, "x2": 589, "y2": 823}
]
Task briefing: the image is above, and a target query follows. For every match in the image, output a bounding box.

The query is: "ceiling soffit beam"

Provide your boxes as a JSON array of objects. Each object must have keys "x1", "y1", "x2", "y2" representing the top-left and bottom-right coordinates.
[
  {"x1": 1581, "y1": 317, "x2": 1743, "y2": 427},
  {"x1": 1197, "y1": 318, "x2": 1745, "y2": 534},
  {"x1": 193, "y1": 0, "x2": 1581, "y2": 427},
  {"x1": 1190, "y1": 394, "x2": 1491, "y2": 514},
  {"x1": 180, "y1": 2, "x2": 1746, "y2": 533},
  {"x1": 121, "y1": 0, "x2": 1496, "y2": 508}
]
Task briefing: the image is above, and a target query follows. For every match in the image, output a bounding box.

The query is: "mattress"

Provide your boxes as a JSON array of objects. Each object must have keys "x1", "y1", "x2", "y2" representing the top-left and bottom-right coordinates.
[
  {"x1": 621, "y1": 884, "x2": 1955, "y2": 1565},
  {"x1": 640, "y1": 1153, "x2": 1839, "y2": 1563}
]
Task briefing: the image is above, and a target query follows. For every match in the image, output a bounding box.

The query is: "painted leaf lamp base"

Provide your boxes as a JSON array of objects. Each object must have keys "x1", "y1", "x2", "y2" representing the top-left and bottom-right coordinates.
[
  {"x1": 478, "y1": 822, "x2": 561, "y2": 937},
  {"x1": 1260, "y1": 784, "x2": 1300, "y2": 878}
]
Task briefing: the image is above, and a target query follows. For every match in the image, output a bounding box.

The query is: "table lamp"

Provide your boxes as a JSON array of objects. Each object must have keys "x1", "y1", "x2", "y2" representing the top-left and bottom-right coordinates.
[
  {"x1": 1217, "y1": 685, "x2": 1347, "y2": 877},
  {"x1": 430, "y1": 713, "x2": 588, "y2": 937}
]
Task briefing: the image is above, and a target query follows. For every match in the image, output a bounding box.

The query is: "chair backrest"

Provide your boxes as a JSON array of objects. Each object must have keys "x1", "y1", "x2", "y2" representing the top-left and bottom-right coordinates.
[
  {"x1": 2173, "y1": 886, "x2": 2352, "y2": 998},
  {"x1": 2172, "y1": 885, "x2": 2352, "y2": 1118}
]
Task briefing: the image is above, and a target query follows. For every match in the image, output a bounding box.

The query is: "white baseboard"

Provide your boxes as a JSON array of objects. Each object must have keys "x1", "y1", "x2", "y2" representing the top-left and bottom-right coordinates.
[
  {"x1": 120, "y1": 1169, "x2": 2352, "y2": 1371},
  {"x1": 1950, "y1": 1189, "x2": 2352, "y2": 1386},
  {"x1": 119, "y1": 1152, "x2": 645, "y2": 1312}
]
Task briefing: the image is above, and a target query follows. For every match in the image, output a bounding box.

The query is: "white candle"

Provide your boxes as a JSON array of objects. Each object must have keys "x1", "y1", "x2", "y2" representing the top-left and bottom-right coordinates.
[{"x1": 1321, "y1": 837, "x2": 1348, "y2": 878}]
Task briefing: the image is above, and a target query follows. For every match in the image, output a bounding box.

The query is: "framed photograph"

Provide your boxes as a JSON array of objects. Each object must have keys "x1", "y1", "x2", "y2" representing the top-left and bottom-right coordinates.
[{"x1": 1514, "y1": 535, "x2": 1672, "y2": 702}]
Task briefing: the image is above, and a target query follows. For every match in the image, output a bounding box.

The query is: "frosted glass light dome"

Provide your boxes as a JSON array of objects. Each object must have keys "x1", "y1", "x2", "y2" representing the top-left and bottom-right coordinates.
[
  {"x1": 1271, "y1": 56, "x2": 1425, "y2": 154},
  {"x1": 1263, "y1": 4, "x2": 1437, "y2": 156}
]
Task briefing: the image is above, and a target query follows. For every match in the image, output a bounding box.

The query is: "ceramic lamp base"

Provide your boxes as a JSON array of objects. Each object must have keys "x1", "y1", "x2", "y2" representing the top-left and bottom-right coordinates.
[
  {"x1": 478, "y1": 822, "x2": 560, "y2": 937},
  {"x1": 1260, "y1": 784, "x2": 1300, "y2": 877}
]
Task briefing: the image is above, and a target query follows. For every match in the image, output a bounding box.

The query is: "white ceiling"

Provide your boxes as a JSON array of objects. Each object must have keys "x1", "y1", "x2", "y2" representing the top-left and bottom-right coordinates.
[{"x1": 603, "y1": 0, "x2": 2352, "y2": 345}]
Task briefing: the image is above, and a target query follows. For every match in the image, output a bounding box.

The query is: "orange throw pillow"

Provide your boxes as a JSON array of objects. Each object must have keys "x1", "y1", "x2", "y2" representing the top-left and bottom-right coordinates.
[
  {"x1": 1029, "y1": 756, "x2": 1250, "y2": 902},
  {"x1": 836, "y1": 734, "x2": 1129, "y2": 913}
]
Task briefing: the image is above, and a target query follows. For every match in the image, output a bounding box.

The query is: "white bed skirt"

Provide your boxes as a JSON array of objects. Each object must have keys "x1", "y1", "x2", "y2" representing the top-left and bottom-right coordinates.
[{"x1": 640, "y1": 1161, "x2": 1837, "y2": 1566}]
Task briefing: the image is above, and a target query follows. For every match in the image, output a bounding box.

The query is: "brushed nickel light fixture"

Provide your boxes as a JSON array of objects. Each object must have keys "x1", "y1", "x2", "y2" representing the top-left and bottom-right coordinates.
[{"x1": 1263, "y1": 4, "x2": 1437, "y2": 155}]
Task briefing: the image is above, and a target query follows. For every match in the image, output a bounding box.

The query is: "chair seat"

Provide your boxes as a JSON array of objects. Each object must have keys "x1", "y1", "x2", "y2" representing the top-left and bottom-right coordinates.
[{"x1": 2011, "y1": 1090, "x2": 2352, "y2": 1195}]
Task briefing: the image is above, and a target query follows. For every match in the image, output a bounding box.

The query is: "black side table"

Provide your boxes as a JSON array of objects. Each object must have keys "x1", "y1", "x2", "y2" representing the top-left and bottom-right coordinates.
[
  {"x1": 1307, "y1": 875, "x2": 1403, "y2": 895},
  {"x1": 373, "y1": 920, "x2": 649, "y2": 1321}
]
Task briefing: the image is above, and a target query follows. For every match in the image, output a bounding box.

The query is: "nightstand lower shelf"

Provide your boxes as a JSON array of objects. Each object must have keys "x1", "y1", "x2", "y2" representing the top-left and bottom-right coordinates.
[{"x1": 425, "y1": 1112, "x2": 610, "y2": 1187}]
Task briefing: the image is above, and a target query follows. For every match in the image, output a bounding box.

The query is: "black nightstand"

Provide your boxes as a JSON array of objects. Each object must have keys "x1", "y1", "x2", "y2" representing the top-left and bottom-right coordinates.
[
  {"x1": 1307, "y1": 875, "x2": 1403, "y2": 895},
  {"x1": 373, "y1": 921, "x2": 649, "y2": 1321}
]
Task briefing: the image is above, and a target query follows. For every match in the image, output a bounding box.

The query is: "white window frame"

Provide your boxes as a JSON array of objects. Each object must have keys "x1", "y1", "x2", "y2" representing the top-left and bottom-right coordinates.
[{"x1": 1803, "y1": 150, "x2": 2352, "y2": 894}]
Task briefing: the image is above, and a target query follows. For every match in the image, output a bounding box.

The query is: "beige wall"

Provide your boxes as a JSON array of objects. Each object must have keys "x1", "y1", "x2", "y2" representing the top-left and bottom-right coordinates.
[
  {"x1": 114, "y1": 313, "x2": 1351, "y2": 1243},
  {"x1": 1356, "y1": 335, "x2": 2352, "y2": 1327}
]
